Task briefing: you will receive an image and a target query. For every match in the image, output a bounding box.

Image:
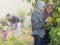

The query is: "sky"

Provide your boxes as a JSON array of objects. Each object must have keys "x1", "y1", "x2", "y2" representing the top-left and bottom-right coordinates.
[{"x1": 0, "y1": 0, "x2": 32, "y2": 18}]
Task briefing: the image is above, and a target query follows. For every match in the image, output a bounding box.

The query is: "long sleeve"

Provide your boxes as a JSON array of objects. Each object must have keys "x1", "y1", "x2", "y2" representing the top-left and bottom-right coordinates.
[{"x1": 31, "y1": 12, "x2": 44, "y2": 30}]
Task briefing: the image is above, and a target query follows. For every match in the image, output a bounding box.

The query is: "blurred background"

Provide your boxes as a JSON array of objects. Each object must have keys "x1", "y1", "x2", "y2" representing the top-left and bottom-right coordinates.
[{"x1": 0, "y1": 0, "x2": 60, "y2": 45}]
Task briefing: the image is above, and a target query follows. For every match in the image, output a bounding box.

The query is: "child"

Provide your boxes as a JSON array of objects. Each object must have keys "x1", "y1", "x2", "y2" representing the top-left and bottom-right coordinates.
[{"x1": 1, "y1": 22, "x2": 8, "y2": 42}]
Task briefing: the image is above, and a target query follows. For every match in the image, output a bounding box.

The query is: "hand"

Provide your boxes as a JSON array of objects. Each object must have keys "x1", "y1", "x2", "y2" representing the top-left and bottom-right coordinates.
[
  {"x1": 11, "y1": 26, "x2": 17, "y2": 30},
  {"x1": 45, "y1": 18, "x2": 50, "y2": 23},
  {"x1": 45, "y1": 17, "x2": 52, "y2": 23},
  {"x1": 14, "y1": 27, "x2": 17, "y2": 30}
]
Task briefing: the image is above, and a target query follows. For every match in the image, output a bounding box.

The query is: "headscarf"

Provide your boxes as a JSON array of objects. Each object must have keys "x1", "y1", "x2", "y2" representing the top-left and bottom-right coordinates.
[{"x1": 34, "y1": 1, "x2": 45, "y2": 12}]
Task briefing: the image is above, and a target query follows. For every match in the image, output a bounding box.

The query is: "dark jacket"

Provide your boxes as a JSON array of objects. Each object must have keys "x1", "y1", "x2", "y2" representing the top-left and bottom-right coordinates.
[
  {"x1": 31, "y1": 1, "x2": 46, "y2": 38},
  {"x1": 31, "y1": 11, "x2": 45, "y2": 38}
]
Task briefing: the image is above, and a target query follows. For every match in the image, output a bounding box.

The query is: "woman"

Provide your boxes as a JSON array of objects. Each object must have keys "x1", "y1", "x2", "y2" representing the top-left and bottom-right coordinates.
[
  {"x1": 31, "y1": 1, "x2": 46, "y2": 45},
  {"x1": 43, "y1": 4, "x2": 54, "y2": 44}
]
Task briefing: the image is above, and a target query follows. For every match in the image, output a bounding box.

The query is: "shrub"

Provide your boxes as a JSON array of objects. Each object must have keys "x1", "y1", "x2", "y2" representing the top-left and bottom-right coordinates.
[{"x1": 0, "y1": 25, "x2": 2, "y2": 30}]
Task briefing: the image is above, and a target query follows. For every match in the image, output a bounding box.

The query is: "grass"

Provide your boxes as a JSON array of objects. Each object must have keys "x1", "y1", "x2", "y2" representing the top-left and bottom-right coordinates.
[{"x1": 0, "y1": 27, "x2": 33, "y2": 45}]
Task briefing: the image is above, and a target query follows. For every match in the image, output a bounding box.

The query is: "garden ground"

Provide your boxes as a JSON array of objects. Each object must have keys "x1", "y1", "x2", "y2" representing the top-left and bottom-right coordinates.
[{"x1": 0, "y1": 27, "x2": 33, "y2": 45}]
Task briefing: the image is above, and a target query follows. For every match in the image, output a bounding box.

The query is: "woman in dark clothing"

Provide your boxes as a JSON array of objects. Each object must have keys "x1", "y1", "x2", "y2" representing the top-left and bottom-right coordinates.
[{"x1": 43, "y1": 4, "x2": 54, "y2": 44}]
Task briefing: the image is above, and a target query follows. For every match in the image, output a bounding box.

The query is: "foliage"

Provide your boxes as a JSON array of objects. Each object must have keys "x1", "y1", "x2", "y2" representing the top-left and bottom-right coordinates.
[
  {"x1": 0, "y1": 27, "x2": 33, "y2": 45},
  {"x1": 0, "y1": 25, "x2": 2, "y2": 30},
  {"x1": 49, "y1": 27, "x2": 60, "y2": 45},
  {"x1": 27, "y1": 0, "x2": 31, "y2": 2},
  {"x1": 32, "y1": 0, "x2": 37, "y2": 8},
  {"x1": 43, "y1": 17, "x2": 53, "y2": 30},
  {"x1": 17, "y1": 9, "x2": 27, "y2": 23},
  {"x1": 49, "y1": 12, "x2": 60, "y2": 45}
]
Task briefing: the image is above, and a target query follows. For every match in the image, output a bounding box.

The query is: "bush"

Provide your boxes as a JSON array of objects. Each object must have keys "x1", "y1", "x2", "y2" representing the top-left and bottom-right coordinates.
[
  {"x1": 49, "y1": 15, "x2": 60, "y2": 45},
  {"x1": 49, "y1": 27, "x2": 60, "y2": 45},
  {"x1": 0, "y1": 25, "x2": 2, "y2": 30}
]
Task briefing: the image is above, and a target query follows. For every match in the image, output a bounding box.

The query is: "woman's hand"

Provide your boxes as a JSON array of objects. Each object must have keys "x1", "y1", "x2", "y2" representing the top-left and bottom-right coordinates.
[
  {"x1": 45, "y1": 17, "x2": 52, "y2": 23},
  {"x1": 14, "y1": 26, "x2": 17, "y2": 30},
  {"x1": 14, "y1": 22, "x2": 17, "y2": 30},
  {"x1": 45, "y1": 18, "x2": 50, "y2": 23}
]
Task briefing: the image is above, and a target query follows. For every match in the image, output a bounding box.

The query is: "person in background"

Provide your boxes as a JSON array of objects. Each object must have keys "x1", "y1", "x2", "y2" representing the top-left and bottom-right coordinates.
[
  {"x1": 31, "y1": 1, "x2": 46, "y2": 45},
  {"x1": 43, "y1": 4, "x2": 54, "y2": 44},
  {"x1": 6, "y1": 14, "x2": 21, "y2": 38},
  {"x1": 1, "y1": 21, "x2": 8, "y2": 43}
]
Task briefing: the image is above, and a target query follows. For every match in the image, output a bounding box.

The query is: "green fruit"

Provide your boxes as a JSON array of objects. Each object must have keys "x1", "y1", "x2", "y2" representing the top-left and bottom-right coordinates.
[
  {"x1": 0, "y1": 25, "x2": 2, "y2": 30},
  {"x1": 56, "y1": 18, "x2": 60, "y2": 22},
  {"x1": 58, "y1": 8, "x2": 60, "y2": 11},
  {"x1": 57, "y1": 32, "x2": 60, "y2": 36}
]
